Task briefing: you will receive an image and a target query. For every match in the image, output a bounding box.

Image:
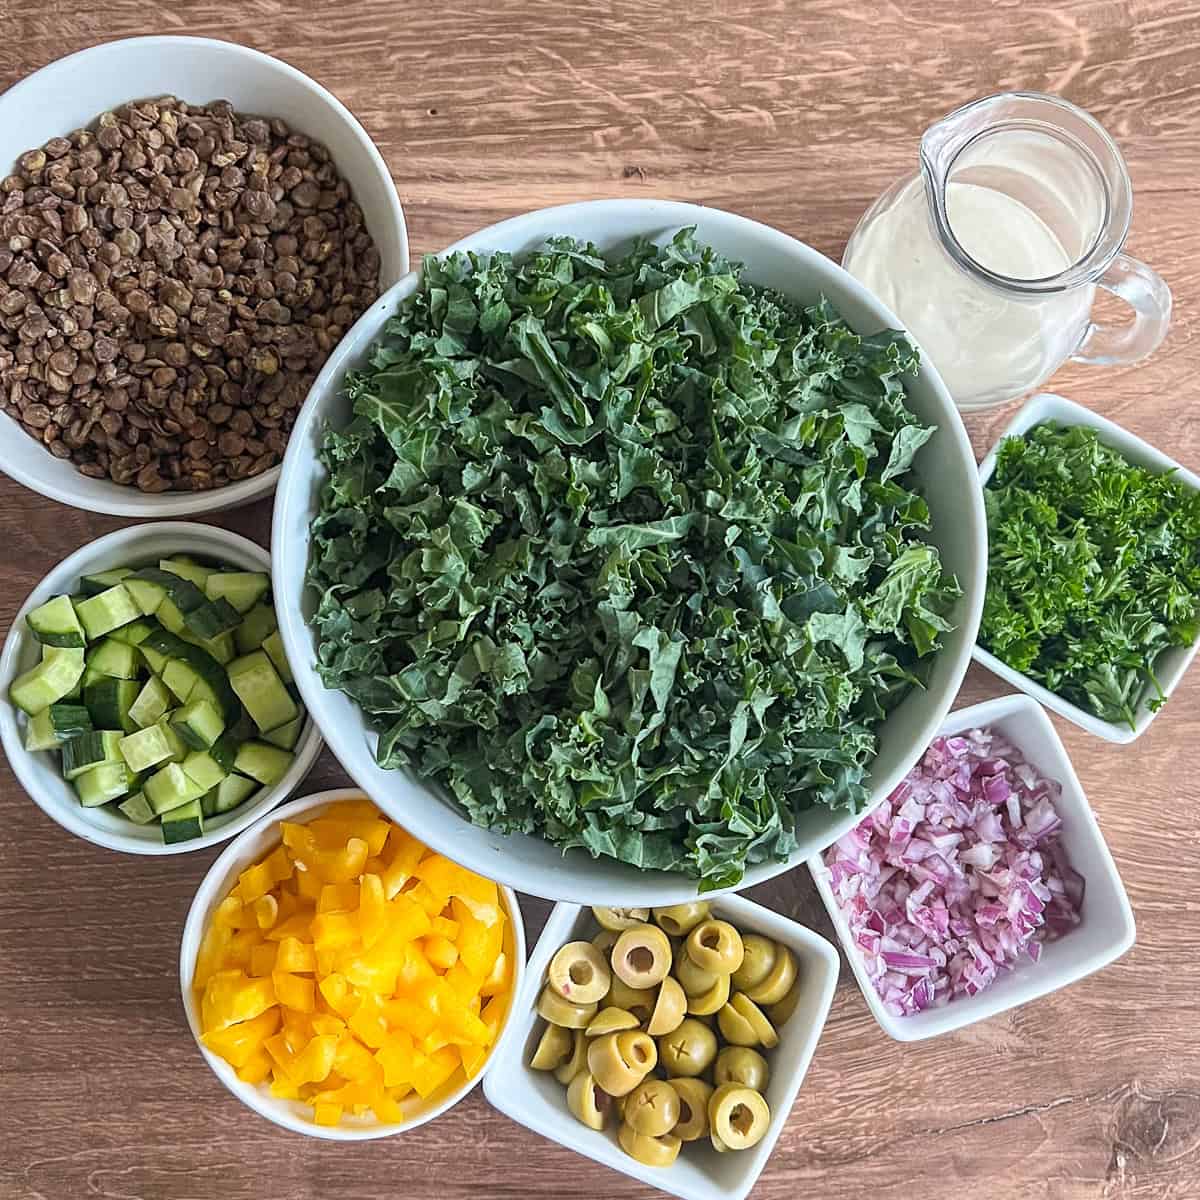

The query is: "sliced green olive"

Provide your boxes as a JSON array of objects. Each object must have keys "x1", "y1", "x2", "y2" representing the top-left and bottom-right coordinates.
[
  {"x1": 612, "y1": 923, "x2": 672, "y2": 989},
  {"x1": 652, "y1": 901, "x2": 710, "y2": 937},
  {"x1": 728, "y1": 991, "x2": 778, "y2": 1048},
  {"x1": 586, "y1": 1006, "x2": 640, "y2": 1037},
  {"x1": 618, "y1": 1123, "x2": 681, "y2": 1167},
  {"x1": 685, "y1": 919, "x2": 745, "y2": 976},
  {"x1": 536, "y1": 985, "x2": 598, "y2": 1029},
  {"x1": 593, "y1": 906, "x2": 650, "y2": 931},
  {"x1": 686, "y1": 971, "x2": 730, "y2": 1016},
  {"x1": 566, "y1": 1070, "x2": 613, "y2": 1131},
  {"x1": 606, "y1": 976, "x2": 656, "y2": 1021},
  {"x1": 548, "y1": 940, "x2": 611, "y2": 1005},
  {"x1": 709, "y1": 1083, "x2": 770, "y2": 1151},
  {"x1": 529, "y1": 1021, "x2": 573, "y2": 1070},
  {"x1": 554, "y1": 1029, "x2": 589, "y2": 1084},
  {"x1": 714, "y1": 1045, "x2": 770, "y2": 1091},
  {"x1": 646, "y1": 975, "x2": 687, "y2": 1037},
  {"x1": 592, "y1": 928, "x2": 620, "y2": 962},
  {"x1": 657, "y1": 1017, "x2": 718, "y2": 1077},
  {"x1": 744, "y1": 944, "x2": 797, "y2": 1005},
  {"x1": 624, "y1": 1079, "x2": 681, "y2": 1137},
  {"x1": 711, "y1": 1129, "x2": 732, "y2": 1153},
  {"x1": 586, "y1": 1030, "x2": 657, "y2": 1097},
  {"x1": 716, "y1": 1000, "x2": 758, "y2": 1046},
  {"x1": 766, "y1": 982, "x2": 801, "y2": 1027},
  {"x1": 668, "y1": 1076, "x2": 713, "y2": 1141},
  {"x1": 730, "y1": 933, "x2": 777, "y2": 992},
  {"x1": 673, "y1": 945, "x2": 719, "y2": 997}
]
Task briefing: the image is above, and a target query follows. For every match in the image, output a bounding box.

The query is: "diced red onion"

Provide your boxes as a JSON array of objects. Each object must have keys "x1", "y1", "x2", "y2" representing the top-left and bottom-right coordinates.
[{"x1": 824, "y1": 726, "x2": 1083, "y2": 1017}]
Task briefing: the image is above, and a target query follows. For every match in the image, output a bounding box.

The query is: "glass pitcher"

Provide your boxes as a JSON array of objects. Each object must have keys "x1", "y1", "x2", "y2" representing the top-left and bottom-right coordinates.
[{"x1": 842, "y1": 93, "x2": 1172, "y2": 411}]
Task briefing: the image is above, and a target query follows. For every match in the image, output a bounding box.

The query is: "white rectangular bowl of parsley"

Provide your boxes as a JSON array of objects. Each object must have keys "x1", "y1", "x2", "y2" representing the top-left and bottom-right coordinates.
[{"x1": 975, "y1": 392, "x2": 1200, "y2": 743}]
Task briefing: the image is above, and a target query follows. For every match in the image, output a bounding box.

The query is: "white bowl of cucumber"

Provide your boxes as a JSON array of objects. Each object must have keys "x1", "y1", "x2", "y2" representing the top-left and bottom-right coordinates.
[{"x1": 0, "y1": 522, "x2": 323, "y2": 854}]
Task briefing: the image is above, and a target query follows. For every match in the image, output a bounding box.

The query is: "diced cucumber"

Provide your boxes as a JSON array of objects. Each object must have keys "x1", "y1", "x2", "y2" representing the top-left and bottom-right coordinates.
[
  {"x1": 144, "y1": 762, "x2": 206, "y2": 815},
  {"x1": 185, "y1": 598, "x2": 243, "y2": 640},
  {"x1": 118, "y1": 791, "x2": 156, "y2": 825},
  {"x1": 107, "y1": 619, "x2": 155, "y2": 647},
  {"x1": 154, "y1": 716, "x2": 189, "y2": 764},
  {"x1": 140, "y1": 629, "x2": 240, "y2": 722},
  {"x1": 129, "y1": 676, "x2": 173, "y2": 729},
  {"x1": 161, "y1": 797, "x2": 204, "y2": 844},
  {"x1": 84, "y1": 677, "x2": 140, "y2": 733},
  {"x1": 264, "y1": 712, "x2": 304, "y2": 751},
  {"x1": 26, "y1": 594, "x2": 86, "y2": 648},
  {"x1": 140, "y1": 643, "x2": 168, "y2": 675},
  {"x1": 118, "y1": 723, "x2": 176, "y2": 773},
  {"x1": 62, "y1": 730, "x2": 123, "y2": 780},
  {"x1": 79, "y1": 567, "x2": 133, "y2": 596},
  {"x1": 24, "y1": 709, "x2": 58, "y2": 752},
  {"x1": 75, "y1": 584, "x2": 140, "y2": 640},
  {"x1": 170, "y1": 699, "x2": 225, "y2": 750},
  {"x1": 227, "y1": 651, "x2": 297, "y2": 733},
  {"x1": 205, "y1": 571, "x2": 270, "y2": 615},
  {"x1": 236, "y1": 603, "x2": 278, "y2": 654},
  {"x1": 25, "y1": 701, "x2": 93, "y2": 751},
  {"x1": 156, "y1": 596, "x2": 188, "y2": 635},
  {"x1": 79, "y1": 663, "x2": 107, "y2": 691},
  {"x1": 10, "y1": 648, "x2": 85, "y2": 715},
  {"x1": 124, "y1": 578, "x2": 166, "y2": 617},
  {"x1": 262, "y1": 630, "x2": 293, "y2": 684},
  {"x1": 233, "y1": 740, "x2": 293, "y2": 786},
  {"x1": 209, "y1": 772, "x2": 259, "y2": 815},
  {"x1": 162, "y1": 659, "x2": 200, "y2": 703},
  {"x1": 182, "y1": 750, "x2": 227, "y2": 791},
  {"x1": 75, "y1": 759, "x2": 135, "y2": 807},
  {"x1": 209, "y1": 731, "x2": 242, "y2": 773},
  {"x1": 160, "y1": 558, "x2": 212, "y2": 589},
  {"x1": 86, "y1": 638, "x2": 141, "y2": 680},
  {"x1": 200, "y1": 789, "x2": 219, "y2": 819},
  {"x1": 180, "y1": 630, "x2": 235, "y2": 665}
]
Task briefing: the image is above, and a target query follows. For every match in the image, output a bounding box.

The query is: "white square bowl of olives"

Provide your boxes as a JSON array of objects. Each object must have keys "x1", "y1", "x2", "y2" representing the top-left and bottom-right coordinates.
[{"x1": 483, "y1": 897, "x2": 839, "y2": 1200}]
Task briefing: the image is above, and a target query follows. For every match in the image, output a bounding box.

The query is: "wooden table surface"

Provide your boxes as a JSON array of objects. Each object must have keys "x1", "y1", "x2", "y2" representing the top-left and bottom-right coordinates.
[{"x1": 2, "y1": 3, "x2": 1199, "y2": 1198}]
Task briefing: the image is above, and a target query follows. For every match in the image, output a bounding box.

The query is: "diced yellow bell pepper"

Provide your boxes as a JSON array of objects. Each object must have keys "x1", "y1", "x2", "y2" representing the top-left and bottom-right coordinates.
[
  {"x1": 348, "y1": 993, "x2": 389, "y2": 1049},
  {"x1": 313, "y1": 1101, "x2": 343, "y2": 1127},
  {"x1": 450, "y1": 897, "x2": 503, "y2": 980},
  {"x1": 290, "y1": 1033, "x2": 338, "y2": 1085},
  {"x1": 201, "y1": 970, "x2": 276, "y2": 1033},
  {"x1": 317, "y1": 972, "x2": 360, "y2": 1020},
  {"x1": 409, "y1": 1046, "x2": 459, "y2": 1099},
  {"x1": 266, "y1": 911, "x2": 317, "y2": 943},
  {"x1": 358, "y1": 873, "x2": 386, "y2": 949},
  {"x1": 317, "y1": 882, "x2": 360, "y2": 914},
  {"x1": 381, "y1": 828, "x2": 425, "y2": 899},
  {"x1": 237, "y1": 1048, "x2": 274, "y2": 1085},
  {"x1": 371, "y1": 1087, "x2": 404, "y2": 1123},
  {"x1": 254, "y1": 894, "x2": 279, "y2": 931},
  {"x1": 294, "y1": 866, "x2": 324, "y2": 901},
  {"x1": 334, "y1": 1034, "x2": 383, "y2": 1085},
  {"x1": 276, "y1": 937, "x2": 316, "y2": 974},
  {"x1": 269, "y1": 1067, "x2": 302, "y2": 1100},
  {"x1": 235, "y1": 859, "x2": 277, "y2": 905},
  {"x1": 416, "y1": 854, "x2": 499, "y2": 909},
  {"x1": 309, "y1": 816, "x2": 391, "y2": 857},
  {"x1": 201, "y1": 1007, "x2": 280, "y2": 1068},
  {"x1": 311, "y1": 910, "x2": 358, "y2": 953},
  {"x1": 380, "y1": 996, "x2": 435, "y2": 1039},
  {"x1": 375, "y1": 1030, "x2": 416, "y2": 1086},
  {"x1": 310, "y1": 1012, "x2": 347, "y2": 1038},
  {"x1": 281, "y1": 1009, "x2": 315, "y2": 1054},
  {"x1": 422, "y1": 935, "x2": 459, "y2": 970},
  {"x1": 479, "y1": 951, "x2": 511, "y2": 998},
  {"x1": 193, "y1": 921, "x2": 233, "y2": 990},
  {"x1": 273, "y1": 970, "x2": 316, "y2": 1013},
  {"x1": 249, "y1": 942, "x2": 278, "y2": 978}
]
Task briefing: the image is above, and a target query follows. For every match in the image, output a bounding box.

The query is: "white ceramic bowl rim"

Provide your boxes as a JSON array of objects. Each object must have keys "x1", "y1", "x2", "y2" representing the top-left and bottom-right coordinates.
[
  {"x1": 0, "y1": 35, "x2": 409, "y2": 516},
  {"x1": 273, "y1": 198, "x2": 987, "y2": 904},
  {"x1": 179, "y1": 787, "x2": 527, "y2": 1140},
  {"x1": 0, "y1": 521, "x2": 322, "y2": 854}
]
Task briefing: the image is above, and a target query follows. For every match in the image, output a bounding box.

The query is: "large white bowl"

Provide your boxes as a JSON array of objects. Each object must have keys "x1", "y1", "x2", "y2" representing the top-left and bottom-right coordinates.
[
  {"x1": 0, "y1": 35, "x2": 409, "y2": 516},
  {"x1": 0, "y1": 521, "x2": 323, "y2": 854},
  {"x1": 180, "y1": 789, "x2": 527, "y2": 1140},
  {"x1": 273, "y1": 199, "x2": 987, "y2": 904}
]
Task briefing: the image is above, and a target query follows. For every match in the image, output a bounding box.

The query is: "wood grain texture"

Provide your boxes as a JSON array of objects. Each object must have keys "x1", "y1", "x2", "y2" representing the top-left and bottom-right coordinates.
[{"x1": 2, "y1": 2, "x2": 1199, "y2": 1197}]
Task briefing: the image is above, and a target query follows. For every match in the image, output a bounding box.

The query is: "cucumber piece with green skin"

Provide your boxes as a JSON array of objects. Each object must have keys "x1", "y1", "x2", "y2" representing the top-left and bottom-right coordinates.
[
  {"x1": 144, "y1": 761, "x2": 206, "y2": 815},
  {"x1": 233, "y1": 740, "x2": 293, "y2": 786},
  {"x1": 124, "y1": 578, "x2": 165, "y2": 617},
  {"x1": 129, "y1": 676, "x2": 173, "y2": 729},
  {"x1": 84, "y1": 677, "x2": 140, "y2": 733},
  {"x1": 129, "y1": 570, "x2": 237, "y2": 639},
  {"x1": 74, "y1": 584, "x2": 140, "y2": 640},
  {"x1": 262, "y1": 630, "x2": 293, "y2": 684},
  {"x1": 140, "y1": 643, "x2": 168, "y2": 675},
  {"x1": 79, "y1": 663, "x2": 107, "y2": 691},
  {"x1": 184, "y1": 598, "x2": 243, "y2": 640},
  {"x1": 154, "y1": 716, "x2": 189, "y2": 763},
  {"x1": 180, "y1": 629, "x2": 235, "y2": 665},
  {"x1": 26, "y1": 704, "x2": 92, "y2": 751},
  {"x1": 160, "y1": 558, "x2": 212, "y2": 590},
  {"x1": 75, "y1": 759, "x2": 136, "y2": 807},
  {"x1": 24, "y1": 709, "x2": 59, "y2": 752},
  {"x1": 62, "y1": 730, "x2": 123, "y2": 780},
  {"x1": 78, "y1": 568, "x2": 133, "y2": 597},
  {"x1": 227, "y1": 651, "x2": 297, "y2": 734},
  {"x1": 162, "y1": 659, "x2": 200, "y2": 704},
  {"x1": 118, "y1": 724, "x2": 177, "y2": 773},
  {"x1": 161, "y1": 797, "x2": 204, "y2": 843},
  {"x1": 170, "y1": 699, "x2": 225, "y2": 750},
  {"x1": 10, "y1": 648, "x2": 85, "y2": 715},
  {"x1": 26, "y1": 594, "x2": 86, "y2": 648},
  {"x1": 181, "y1": 750, "x2": 227, "y2": 791},
  {"x1": 139, "y1": 629, "x2": 241, "y2": 723},
  {"x1": 235, "y1": 603, "x2": 278, "y2": 655},
  {"x1": 264, "y1": 712, "x2": 304, "y2": 751},
  {"x1": 107, "y1": 619, "x2": 155, "y2": 647},
  {"x1": 208, "y1": 773, "x2": 259, "y2": 816},
  {"x1": 118, "y1": 791, "x2": 156, "y2": 825},
  {"x1": 205, "y1": 571, "x2": 270, "y2": 615},
  {"x1": 86, "y1": 638, "x2": 141, "y2": 680},
  {"x1": 208, "y1": 731, "x2": 243, "y2": 773},
  {"x1": 156, "y1": 596, "x2": 188, "y2": 635}
]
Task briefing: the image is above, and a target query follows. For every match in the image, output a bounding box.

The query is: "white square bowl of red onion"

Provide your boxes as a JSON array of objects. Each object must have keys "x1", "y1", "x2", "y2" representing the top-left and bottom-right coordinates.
[{"x1": 807, "y1": 693, "x2": 1135, "y2": 1041}]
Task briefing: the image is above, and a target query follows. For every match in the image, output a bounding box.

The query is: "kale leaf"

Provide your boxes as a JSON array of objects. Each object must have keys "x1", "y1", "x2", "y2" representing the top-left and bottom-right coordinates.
[{"x1": 307, "y1": 229, "x2": 958, "y2": 888}]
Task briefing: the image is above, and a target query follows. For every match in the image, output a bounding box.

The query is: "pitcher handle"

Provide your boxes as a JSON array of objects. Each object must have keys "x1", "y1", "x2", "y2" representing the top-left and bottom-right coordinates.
[{"x1": 1072, "y1": 254, "x2": 1172, "y2": 366}]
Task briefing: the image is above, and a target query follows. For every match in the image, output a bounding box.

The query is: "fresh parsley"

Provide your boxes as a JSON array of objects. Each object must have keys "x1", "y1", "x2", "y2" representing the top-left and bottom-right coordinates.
[
  {"x1": 981, "y1": 422, "x2": 1200, "y2": 728},
  {"x1": 307, "y1": 230, "x2": 958, "y2": 888}
]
